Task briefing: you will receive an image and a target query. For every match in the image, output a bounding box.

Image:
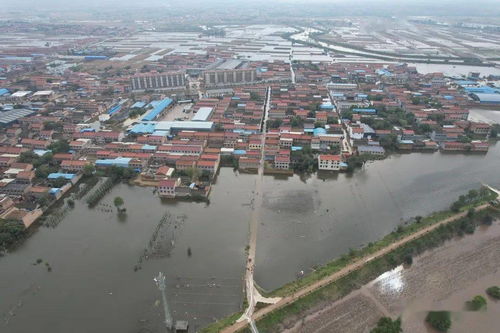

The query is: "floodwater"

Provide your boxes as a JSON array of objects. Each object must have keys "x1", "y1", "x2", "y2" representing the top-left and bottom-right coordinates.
[
  {"x1": 255, "y1": 142, "x2": 500, "y2": 290},
  {"x1": 409, "y1": 63, "x2": 500, "y2": 77},
  {"x1": 0, "y1": 168, "x2": 252, "y2": 333},
  {"x1": 1, "y1": 144, "x2": 500, "y2": 332}
]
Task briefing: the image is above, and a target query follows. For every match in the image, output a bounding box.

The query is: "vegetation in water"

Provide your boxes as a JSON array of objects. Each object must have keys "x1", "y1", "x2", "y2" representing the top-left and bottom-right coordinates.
[
  {"x1": 466, "y1": 295, "x2": 487, "y2": 311},
  {"x1": 426, "y1": 311, "x2": 451, "y2": 332}
]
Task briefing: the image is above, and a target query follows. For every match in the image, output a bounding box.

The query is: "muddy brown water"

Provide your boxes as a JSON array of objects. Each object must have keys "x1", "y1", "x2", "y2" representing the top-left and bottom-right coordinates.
[{"x1": 1, "y1": 143, "x2": 500, "y2": 332}]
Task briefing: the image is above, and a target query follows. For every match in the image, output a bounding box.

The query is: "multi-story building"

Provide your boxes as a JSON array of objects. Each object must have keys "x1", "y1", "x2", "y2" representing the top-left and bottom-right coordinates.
[
  {"x1": 130, "y1": 71, "x2": 185, "y2": 91},
  {"x1": 157, "y1": 178, "x2": 181, "y2": 198},
  {"x1": 204, "y1": 69, "x2": 257, "y2": 88},
  {"x1": 318, "y1": 154, "x2": 341, "y2": 171}
]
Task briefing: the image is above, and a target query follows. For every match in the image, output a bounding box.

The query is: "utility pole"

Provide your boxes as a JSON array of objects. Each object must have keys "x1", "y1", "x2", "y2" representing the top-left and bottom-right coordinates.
[{"x1": 154, "y1": 272, "x2": 173, "y2": 332}]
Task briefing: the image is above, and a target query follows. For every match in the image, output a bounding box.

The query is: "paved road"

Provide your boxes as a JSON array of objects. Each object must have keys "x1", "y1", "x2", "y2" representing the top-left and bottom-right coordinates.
[{"x1": 222, "y1": 203, "x2": 492, "y2": 333}]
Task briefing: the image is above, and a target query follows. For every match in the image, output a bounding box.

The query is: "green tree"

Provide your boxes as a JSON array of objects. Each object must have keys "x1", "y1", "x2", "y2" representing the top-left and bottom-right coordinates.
[
  {"x1": 426, "y1": 311, "x2": 451, "y2": 332},
  {"x1": 379, "y1": 134, "x2": 398, "y2": 151},
  {"x1": 249, "y1": 91, "x2": 261, "y2": 101},
  {"x1": 43, "y1": 121, "x2": 63, "y2": 132},
  {"x1": 35, "y1": 164, "x2": 57, "y2": 179},
  {"x1": 267, "y1": 119, "x2": 283, "y2": 129},
  {"x1": 51, "y1": 177, "x2": 69, "y2": 188},
  {"x1": 0, "y1": 219, "x2": 26, "y2": 249},
  {"x1": 490, "y1": 124, "x2": 499, "y2": 138},
  {"x1": 370, "y1": 317, "x2": 402, "y2": 333},
  {"x1": 83, "y1": 164, "x2": 95, "y2": 177},
  {"x1": 290, "y1": 116, "x2": 304, "y2": 128},
  {"x1": 113, "y1": 196, "x2": 124, "y2": 211},
  {"x1": 48, "y1": 139, "x2": 70, "y2": 154},
  {"x1": 466, "y1": 295, "x2": 487, "y2": 311},
  {"x1": 486, "y1": 286, "x2": 500, "y2": 299}
]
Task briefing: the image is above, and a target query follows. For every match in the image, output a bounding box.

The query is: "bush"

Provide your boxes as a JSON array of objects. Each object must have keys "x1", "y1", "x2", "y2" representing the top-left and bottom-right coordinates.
[
  {"x1": 370, "y1": 317, "x2": 402, "y2": 333},
  {"x1": 0, "y1": 220, "x2": 26, "y2": 249},
  {"x1": 466, "y1": 295, "x2": 487, "y2": 311},
  {"x1": 426, "y1": 311, "x2": 451, "y2": 332},
  {"x1": 486, "y1": 286, "x2": 500, "y2": 299},
  {"x1": 482, "y1": 215, "x2": 493, "y2": 226}
]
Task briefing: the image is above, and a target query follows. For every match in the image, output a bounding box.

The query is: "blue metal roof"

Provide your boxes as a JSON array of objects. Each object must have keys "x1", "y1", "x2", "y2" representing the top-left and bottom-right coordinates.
[
  {"x1": 465, "y1": 86, "x2": 499, "y2": 94},
  {"x1": 233, "y1": 150, "x2": 246, "y2": 155},
  {"x1": 352, "y1": 108, "x2": 377, "y2": 113},
  {"x1": 48, "y1": 173, "x2": 76, "y2": 180},
  {"x1": 107, "y1": 104, "x2": 122, "y2": 115},
  {"x1": 313, "y1": 128, "x2": 327, "y2": 136},
  {"x1": 33, "y1": 149, "x2": 50, "y2": 156},
  {"x1": 377, "y1": 69, "x2": 392, "y2": 76},
  {"x1": 320, "y1": 103, "x2": 334, "y2": 109},
  {"x1": 152, "y1": 130, "x2": 169, "y2": 137},
  {"x1": 473, "y1": 93, "x2": 500, "y2": 103},
  {"x1": 96, "y1": 158, "x2": 131, "y2": 168},
  {"x1": 455, "y1": 80, "x2": 477, "y2": 86},
  {"x1": 131, "y1": 101, "x2": 146, "y2": 108},
  {"x1": 142, "y1": 98, "x2": 173, "y2": 121},
  {"x1": 84, "y1": 56, "x2": 108, "y2": 60},
  {"x1": 0, "y1": 88, "x2": 9, "y2": 96},
  {"x1": 49, "y1": 188, "x2": 61, "y2": 195},
  {"x1": 141, "y1": 144, "x2": 156, "y2": 151},
  {"x1": 130, "y1": 123, "x2": 156, "y2": 134}
]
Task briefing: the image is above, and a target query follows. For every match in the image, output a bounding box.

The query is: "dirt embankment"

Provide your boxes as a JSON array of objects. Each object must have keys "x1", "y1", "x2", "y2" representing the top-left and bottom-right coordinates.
[{"x1": 284, "y1": 221, "x2": 500, "y2": 333}]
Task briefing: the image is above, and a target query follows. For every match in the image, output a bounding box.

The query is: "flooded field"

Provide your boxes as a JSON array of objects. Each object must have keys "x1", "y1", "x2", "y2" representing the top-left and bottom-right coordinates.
[
  {"x1": 1, "y1": 144, "x2": 500, "y2": 332},
  {"x1": 286, "y1": 220, "x2": 500, "y2": 333},
  {"x1": 256, "y1": 143, "x2": 500, "y2": 290},
  {"x1": 0, "y1": 168, "x2": 252, "y2": 333}
]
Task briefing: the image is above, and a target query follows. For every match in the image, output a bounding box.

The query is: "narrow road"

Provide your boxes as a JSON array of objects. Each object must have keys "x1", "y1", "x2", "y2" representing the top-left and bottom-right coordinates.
[
  {"x1": 223, "y1": 202, "x2": 493, "y2": 333},
  {"x1": 238, "y1": 87, "x2": 272, "y2": 333}
]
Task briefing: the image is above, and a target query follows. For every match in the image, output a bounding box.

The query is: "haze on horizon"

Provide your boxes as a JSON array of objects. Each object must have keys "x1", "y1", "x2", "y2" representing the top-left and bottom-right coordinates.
[{"x1": 3, "y1": 0, "x2": 500, "y2": 17}]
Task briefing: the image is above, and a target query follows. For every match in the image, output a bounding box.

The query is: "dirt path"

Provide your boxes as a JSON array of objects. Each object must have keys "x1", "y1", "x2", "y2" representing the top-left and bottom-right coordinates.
[
  {"x1": 284, "y1": 220, "x2": 500, "y2": 333},
  {"x1": 222, "y1": 203, "x2": 492, "y2": 332}
]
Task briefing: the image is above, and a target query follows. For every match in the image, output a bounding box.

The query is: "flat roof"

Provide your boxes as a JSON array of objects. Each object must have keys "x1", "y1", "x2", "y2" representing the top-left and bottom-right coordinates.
[
  {"x1": 216, "y1": 59, "x2": 243, "y2": 70},
  {"x1": 48, "y1": 173, "x2": 76, "y2": 179},
  {"x1": 473, "y1": 93, "x2": 500, "y2": 103},
  {"x1": 10, "y1": 91, "x2": 31, "y2": 98},
  {"x1": 0, "y1": 109, "x2": 35, "y2": 125},
  {"x1": 33, "y1": 90, "x2": 53, "y2": 96},
  {"x1": 192, "y1": 107, "x2": 213, "y2": 121},
  {"x1": 142, "y1": 98, "x2": 173, "y2": 121},
  {"x1": 155, "y1": 121, "x2": 214, "y2": 131}
]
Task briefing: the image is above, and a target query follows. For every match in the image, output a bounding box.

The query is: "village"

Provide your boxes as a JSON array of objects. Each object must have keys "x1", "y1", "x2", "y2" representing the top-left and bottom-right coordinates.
[
  {"x1": 0, "y1": 23, "x2": 499, "y2": 248},
  {"x1": 0, "y1": 56, "x2": 498, "y2": 233}
]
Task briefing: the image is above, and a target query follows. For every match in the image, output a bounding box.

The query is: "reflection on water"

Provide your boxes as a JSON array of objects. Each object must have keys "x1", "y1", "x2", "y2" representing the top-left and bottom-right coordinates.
[{"x1": 370, "y1": 265, "x2": 405, "y2": 295}]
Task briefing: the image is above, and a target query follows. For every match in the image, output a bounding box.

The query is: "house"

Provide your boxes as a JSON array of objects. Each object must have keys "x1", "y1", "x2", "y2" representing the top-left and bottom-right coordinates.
[
  {"x1": 469, "y1": 122, "x2": 491, "y2": 136},
  {"x1": 239, "y1": 157, "x2": 260, "y2": 170},
  {"x1": 61, "y1": 160, "x2": 89, "y2": 172},
  {"x1": 20, "y1": 138, "x2": 50, "y2": 149},
  {"x1": 357, "y1": 145, "x2": 385, "y2": 156},
  {"x1": 69, "y1": 139, "x2": 92, "y2": 151},
  {"x1": 274, "y1": 154, "x2": 290, "y2": 169},
  {"x1": 155, "y1": 166, "x2": 174, "y2": 180},
  {"x1": 176, "y1": 158, "x2": 197, "y2": 171},
  {"x1": 197, "y1": 160, "x2": 218, "y2": 174},
  {"x1": 0, "y1": 207, "x2": 43, "y2": 228},
  {"x1": 157, "y1": 178, "x2": 181, "y2": 198},
  {"x1": 318, "y1": 154, "x2": 341, "y2": 171}
]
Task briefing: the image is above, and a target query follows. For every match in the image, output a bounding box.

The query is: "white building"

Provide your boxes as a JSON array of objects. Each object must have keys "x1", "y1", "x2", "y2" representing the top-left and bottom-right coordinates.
[{"x1": 318, "y1": 154, "x2": 341, "y2": 171}]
